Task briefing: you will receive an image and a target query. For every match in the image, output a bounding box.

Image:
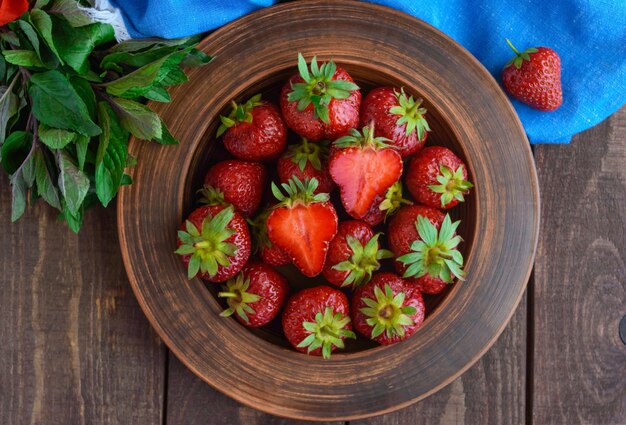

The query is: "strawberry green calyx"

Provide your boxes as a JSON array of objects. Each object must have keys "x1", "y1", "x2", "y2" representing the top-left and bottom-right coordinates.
[
  {"x1": 397, "y1": 214, "x2": 465, "y2": 283},
  {"x1": 271, "y1": 176, "x2": 329, "y2": 208},
  {"x1": 389, "y1": 88, "x2": 430, "y2": 140},
  {"x1": 378, "y1": 181, "x2": 412, "y2": 219},
  {"x1": 198, "y1": 185, "x2": 229, "y2": 207},
  {"x1": 333, "y1": 234, "x2": 393, "y2": 288},
  {"x1": 218, "y1": 273, "x2": 261, "y2": 323},
  {"x1": 216, "y1": 93, "x2": 263, "y2": 137},
  {"x1": 360, "y1": 284, "x2": 417, "y2": 339},
  {"x1": 297, "y1": 307, "x2": 356, "y2": 359},
  {"x1": 175, "y1": 207, "x2": 238, "y2": 279},
  {"x1": 428, "y1": 165, "x2": 474, "y2": 207},
  {"x1": 334, "y1": 124, "x2": 392, "y2": 150},
  {"x1": 505, "y1": 39, "x2": 539, "y2": 70},
  {"x1": 286, "y1": 138, "x2": 329, "y2": 171},
  {"x1": 287, "y1": 53, "x2": 359, "y2": 124}
]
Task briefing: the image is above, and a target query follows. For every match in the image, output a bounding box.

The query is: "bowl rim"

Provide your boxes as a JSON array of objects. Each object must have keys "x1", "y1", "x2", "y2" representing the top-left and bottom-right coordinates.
[{"x1": 117, "y1": 0, "x2": 540, "y2": 421}]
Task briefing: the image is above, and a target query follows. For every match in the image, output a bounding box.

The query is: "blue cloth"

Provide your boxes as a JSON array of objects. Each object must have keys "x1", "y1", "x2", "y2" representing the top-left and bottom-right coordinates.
[{"x1": 109, "y1": 0, "x2": 626, "y2": 144}]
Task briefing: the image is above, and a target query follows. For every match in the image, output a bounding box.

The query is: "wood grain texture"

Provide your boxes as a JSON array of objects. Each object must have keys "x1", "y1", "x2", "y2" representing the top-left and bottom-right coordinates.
[
  {"x1": 354, "y1": 292, "x2": 527, "y2": 425},
  {"x1": 0, "y1": 178, "x2": 165, "y2": 425},
  {"x1": 117, "y1": 0, "x2": 539, "y2": 420},
  {"x1": 165, "y1": 354, "x2": 343, "y2": 425},
  {"x1": 533, "y1": 107, "x2": 626, "y2": 424}
]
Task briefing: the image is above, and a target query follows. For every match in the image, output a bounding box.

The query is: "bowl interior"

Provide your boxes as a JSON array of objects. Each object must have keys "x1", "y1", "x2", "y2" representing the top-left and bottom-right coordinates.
[{"x1": 183, "y1": 63, "x2": 477, "y2": 353}]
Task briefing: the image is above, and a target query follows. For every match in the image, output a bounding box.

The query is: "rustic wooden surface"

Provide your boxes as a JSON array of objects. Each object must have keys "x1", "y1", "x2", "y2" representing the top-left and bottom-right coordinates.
[
  {"x1": 116, "y1": 1, "x2": 538, "y2": 419},
  {"x1": 2, "y1": 107, "x2": 624, "y2": 424}
]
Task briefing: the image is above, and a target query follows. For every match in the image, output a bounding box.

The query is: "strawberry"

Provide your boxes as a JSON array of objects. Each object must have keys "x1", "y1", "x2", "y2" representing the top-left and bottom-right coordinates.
[
  {"x1": 280, "y1": 53, "x2": 361, "y2": 141},
  {"x1": 282, "y1": 285, "x2": 355, "y2": 358},
  {"x1": 351, "y1": 272, "x2": 425, "y2": 345},
  {"x1": 247, "y1": 208, "x2": 291, "y2": 267},
  {"x1": 175, "y1": 205, "x2": 251, "y2": 282},
  {"x1": 267, "y1": 177, "x2": 338, "y2": 277},
  {"x1": 501, "y1": 39, "x2": 562, "y2": 112},
  {"x1": 361, "y1": 181, "x2": 412, "y2": 227},
  {"x1": 405, "y1": 146, "x2": 473, "y2": 209},
  {"x1": 322, "y1": 220, "x2": 393, "y2": 288},
  {"x1": 218, "y1": 261, "x2": 289, "y2": 327},
  {"x1": 329, "y1": 124, "x2": 403, "y2": 219},
  {"x1": 360, "y1": 87, "x2": 430, "y2": 157},
  {"x1": 388, "y1": 206, "x2": 465, "y2": 295},
  {"x1": 200, "y1": 160, "x2": 266, "y2": 217},
  {"x1": 217, "y1": 94, "x2": 287, "y2": 161},
  {"x1": 277, "y1": 138, "x2": 335, "y2": 194}
]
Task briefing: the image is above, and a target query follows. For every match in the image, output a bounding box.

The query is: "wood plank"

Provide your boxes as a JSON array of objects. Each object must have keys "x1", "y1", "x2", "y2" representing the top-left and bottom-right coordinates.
[
  {"x1": 0, "y1": 181, "x2": 166, "y2": 425},
  {"x1": 165, "y1": 353, "x2": 343, "y2": 425},
  {"x1": 353, "y1": 292, "x2": 527, "y2": 425},
  {"x1": 533, "y1": 107, "x2": 626, "y2": 424}
]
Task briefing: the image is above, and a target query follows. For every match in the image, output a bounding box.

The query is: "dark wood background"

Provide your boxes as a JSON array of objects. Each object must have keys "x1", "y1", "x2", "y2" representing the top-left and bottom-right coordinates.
[{"x1": 1, "y1": 106, "x2": 624, "y2": 424}]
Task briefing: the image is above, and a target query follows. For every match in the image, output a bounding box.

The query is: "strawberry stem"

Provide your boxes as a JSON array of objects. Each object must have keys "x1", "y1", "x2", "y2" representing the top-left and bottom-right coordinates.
[{"x1": 506, "y1": 38, "x2": 521, "y2": 56}]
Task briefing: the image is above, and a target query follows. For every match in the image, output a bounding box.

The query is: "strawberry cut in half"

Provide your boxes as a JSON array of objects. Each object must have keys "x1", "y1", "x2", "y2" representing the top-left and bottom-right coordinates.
[
  {"x1": 396, "y1": 213, "x2": 466, "y2": 294},
  {"x1": 175, "y1": 205, "x2": 251, "y2": 282},
  {"x1": 360, "y1": 87, "x2": 430, "y2": 157},
  {"x1": 280, "y1": 53, "x2": 361, "y2": 141},
  {"x1": 405, "y1": 146, "x2": 473, "y2": 210},
  {"x1": 266, "y1": 177, "x2": 338, "y2": 277},
  {"x1": 329, "y1": 124, "x2": 403, "y2": 219},
  {"x1": 218, "y1": 261, "x2": 289, "y2": 327},
  {"x1": 247, "y1": 207, "x2": 291, "y2": 267},
  {"x1": 351, "y1": 272, "x2": 425, "y2": 345},
  {"x1": 323, "y1": 220, "x2": 393, "y2": 289},
  {"x1": 277, "y1": 138, "x2": 335, "y2": 194},
  {"x1": 216, "y1": 93, "x2": 287, "y2": 161},
  {"x1": 282, "y1": 285, "x2": 355, "y2": 358}
]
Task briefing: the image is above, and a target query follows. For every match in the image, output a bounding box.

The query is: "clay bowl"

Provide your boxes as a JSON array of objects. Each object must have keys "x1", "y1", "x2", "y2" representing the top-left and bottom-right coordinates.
[{"x1": 118, "y1": 0, "x2": 539, "y2": 421}]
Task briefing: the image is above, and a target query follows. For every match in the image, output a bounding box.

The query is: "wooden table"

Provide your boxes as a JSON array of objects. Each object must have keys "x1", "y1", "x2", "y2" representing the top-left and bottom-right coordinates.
[{"x1": 1, "y1": 107, "x2": 624, "y2": 425}]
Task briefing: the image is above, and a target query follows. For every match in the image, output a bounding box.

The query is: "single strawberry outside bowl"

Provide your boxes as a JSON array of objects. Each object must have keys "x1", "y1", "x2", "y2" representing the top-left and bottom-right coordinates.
[{"x1": 117, "y1": 0, "x2": 539, "y2": 421}]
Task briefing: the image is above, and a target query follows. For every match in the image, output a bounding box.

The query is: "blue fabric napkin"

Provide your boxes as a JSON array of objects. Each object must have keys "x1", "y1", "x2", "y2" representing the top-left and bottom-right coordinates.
[{"x1": 107, "y1": 0, "x2": 626, "y2": 144}]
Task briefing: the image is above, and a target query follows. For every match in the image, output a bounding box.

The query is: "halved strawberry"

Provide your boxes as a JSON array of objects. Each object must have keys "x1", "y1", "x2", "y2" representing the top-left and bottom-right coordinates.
[
  {"x1": 266, "y1": 177, "x2": 338, "y2": 277},
  {"x1": 329, "y1": 124, "x2": 403, "y2": 219},
  {"x1": 277, "y1": 138, "x2": 335, "y2": 194}
]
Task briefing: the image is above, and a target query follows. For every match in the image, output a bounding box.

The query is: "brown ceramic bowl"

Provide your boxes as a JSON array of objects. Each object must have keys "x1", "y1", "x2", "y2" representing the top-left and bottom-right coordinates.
[{"x1": 118, "y1": 0, "x2": 539, "y2": 421}]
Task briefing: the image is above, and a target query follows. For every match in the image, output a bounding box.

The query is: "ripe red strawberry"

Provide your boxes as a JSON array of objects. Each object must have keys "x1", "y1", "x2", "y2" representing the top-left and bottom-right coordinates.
[
  {"x1": 388, "y1": 206, "x2": 465, "y2": 295},
  {"x1": 175, "y1": 205, "x2": 251, "y2": 282},
  {"x1": 277, "y1": 138, "x2": 335, "y2": 194},
  {"x1": 329, "y1": 124, "x2": 403, "y2": 219},
  {"x1": 351, "y1": 272, "x2": 425, "y2": 345},
  {"x1": 405, "y1": 146, "x2": 473, "y2": 209},
  {"x1": 322, "y1": 220, "x2": 392, "y2": 288},
  {"x1": 217, "y1": 94, "x2": 287, "y2": 161},
  {"x1": 282, "y1": 285, "x2": 355, "y2": 358},
  {"x1": 361, "y1": 181, "x2": 412, "y2": 227},
  {"x1": 266, "y1": 177, "x2": 338, "y2": 277},
  {"x1": 200, "y1": 160, "x2": 266, "y2": 217},
  {"x1": 501, "y1": 39, "x2": 562, "y2": 111},
  {"x1": 248, "y1": 208, "x2": 291, "y2": 267},
  {"x1": 280, "y1": 53, "x2": 361, "y2": 141},
  {"x1": 218, "y1": 261, "x2": 289, "y2": 327},
  {"x1": 360, "y1": 87, "x2": 430, "y2": 157}
]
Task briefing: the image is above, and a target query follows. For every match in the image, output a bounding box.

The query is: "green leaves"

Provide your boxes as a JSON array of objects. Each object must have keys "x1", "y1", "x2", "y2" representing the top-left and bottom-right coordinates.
[
  {"x1": 428, "y1": 164, "x2": 474, "y2": 207},
  {"x1": 360, "y1": 284, "x2": 417, "y2": 340},
  {"x1": 1, "y1": 4, "x2": 211, "y2": 232},
  {"x1": 29, "y1": 70, "x2": 101, "y2": 136}
]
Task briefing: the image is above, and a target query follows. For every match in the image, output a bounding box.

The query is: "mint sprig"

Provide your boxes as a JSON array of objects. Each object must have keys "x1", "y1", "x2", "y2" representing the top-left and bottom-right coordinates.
[{"x1": 0, "y1": 2, "x2": 212, "y2": 232}]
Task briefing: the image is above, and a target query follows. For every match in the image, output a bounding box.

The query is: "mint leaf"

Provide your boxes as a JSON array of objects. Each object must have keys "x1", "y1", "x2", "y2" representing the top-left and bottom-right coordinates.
[
  {"x1": 101, "y1": 45, "x2": 180, "y2": 71},
  {"x1": 3, "y1": 50, "x2": 44, "y2": 68},
  {"x1": 181, "y1": 49, "x2": 212, "y2": 67},
  {"x1": 154, "y1": 119, "x2": 178, "y2": 145},
  {"x1": 95, "y1": 102, "x2": 129, "y2": 207},
  {"x1": 29, "y1": 70, "x2": 101, "y2": 136},
  {"x1": 56, "y1": 149, "x2": 89, "y2": 215},
  {"x1": 69, "y1": 76, "x2": 96, "y2": 118},
  {"x1": 108, "y1": 36, "x2": 196, "y2": 54},
  {"x1": 17, "y1": 20, "x2": 41, "y2": 60},
  {"x1": 52, "y1": 18, "x2": 114, "y2": 74},
  {"x1": 0, "y1": 81, "x2": 19, "y2": 144},
  {"x1": 74, "y1": 134, "x2": 89, "y2": 170},
  {"x1": 34, "y1": 148, "x2": 61, "y2": 210},
  {"x1": 60, "y1": 200, "x2": 83, "y2": 233},
  {"x1": 110, "y1": 97, "x2": 161, "y2": 140},
  {"x1": 143, "y1": 86, "x2": 171, "y2": 102},
  {"x1": 30, "y1": 9, "x2": 63, "y2": 64},
  {"x1": 48, "y1": 0, "x2": 94, "y2": 28},
  {"x1": 39, "y1": 123, "x2": 76, "y2": 149},
  {"x1": 1, "y1": 131, "x2": 31, "y2": 174},
  {"x1": 10, "y1": 171, "x2": 28, "y2": 222}
]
